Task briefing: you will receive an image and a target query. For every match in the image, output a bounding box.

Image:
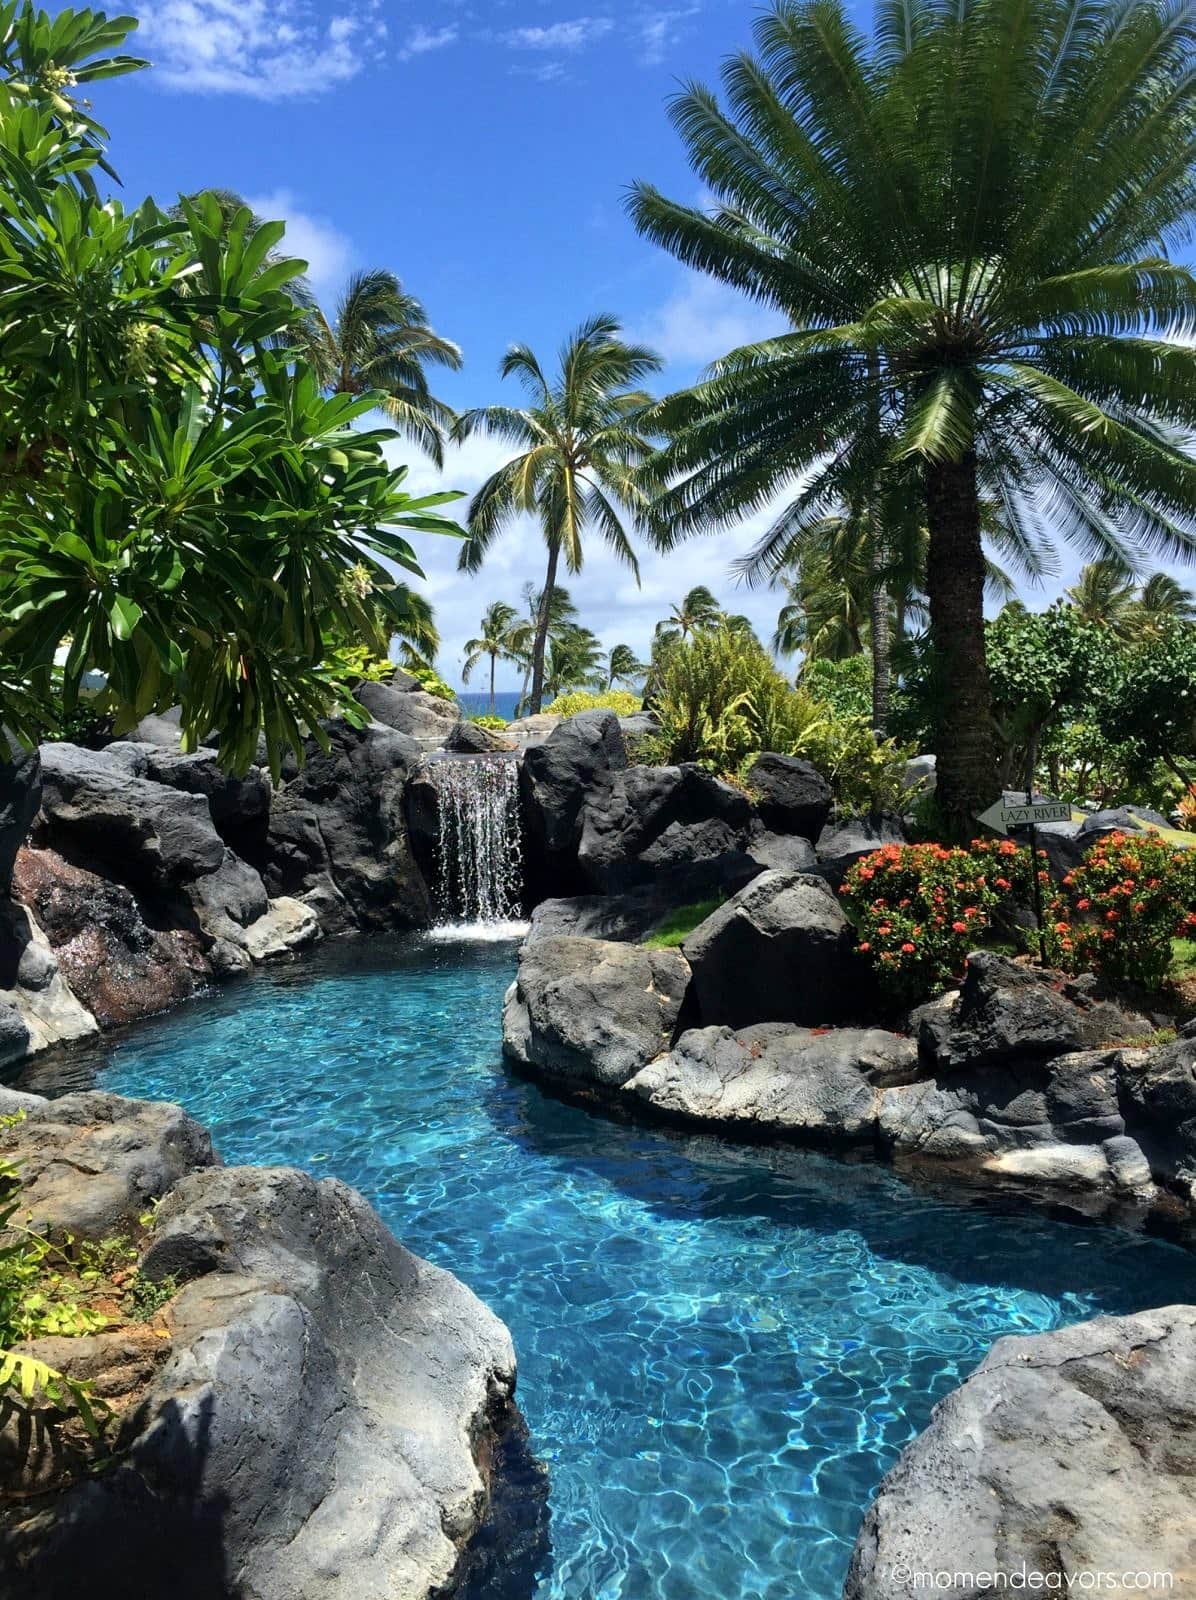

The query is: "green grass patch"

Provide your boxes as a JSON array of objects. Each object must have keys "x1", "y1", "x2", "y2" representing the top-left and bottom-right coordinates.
[
  {"x1": 1172, "y1": 937, "x2": 1196, "y2": 979},
  {"x1": 644, "y1": 897, "x2": 724, "y2": 949}
]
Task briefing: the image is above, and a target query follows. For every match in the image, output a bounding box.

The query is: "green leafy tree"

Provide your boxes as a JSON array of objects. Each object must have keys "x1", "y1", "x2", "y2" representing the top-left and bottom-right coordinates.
[
  {"x1": 0, "y1": 5, "x2": 462, "y2": 773},
  {"x1": 462, "y1": 600, "x2": 526, "y2": 716},
  {"x1": 306, "y1": 269, "x2": 462, "y2": 468},
  {"x1": 987, "y1": 602, "x2": 1100, "y2": 792},
  {"x1": 1093, "y1": 622, "x2": 1196, "y2": 791},
  {"x1": 455, "y1": 316, "x2": 660, "y2": 714},
  {"x1": 630, "y1": 0, "x2": 1196, "y2": 834},
  {"x1": 1130, "y1": 573, "x2": 1196, "y2": 638}
]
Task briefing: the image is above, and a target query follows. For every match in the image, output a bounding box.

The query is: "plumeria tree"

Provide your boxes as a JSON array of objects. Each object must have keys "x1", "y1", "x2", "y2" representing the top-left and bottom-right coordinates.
[{"x1": 0, "y1": 3, "x2": 462, "y2": 775}]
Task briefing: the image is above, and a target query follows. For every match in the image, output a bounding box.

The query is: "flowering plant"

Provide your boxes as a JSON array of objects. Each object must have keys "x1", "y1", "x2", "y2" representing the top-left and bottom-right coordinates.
[
  {"x1": 840, "y1": 839, "x2": 1037, "y2": 1003},
  {"x1": 1044, "y1": 831, "x2": 1196, "y2": 991}
]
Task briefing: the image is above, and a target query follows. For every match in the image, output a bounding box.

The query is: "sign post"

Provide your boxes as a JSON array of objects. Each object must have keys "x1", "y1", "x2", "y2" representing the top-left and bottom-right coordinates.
[{"x1": 976, "y1": 792, "x2": 1072, "y2": 964}]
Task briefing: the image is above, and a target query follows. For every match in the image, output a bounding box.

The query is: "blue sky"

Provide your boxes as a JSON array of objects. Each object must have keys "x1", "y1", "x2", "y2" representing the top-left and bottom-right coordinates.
[{"x1": 89, "y1": 0, "x2": 1126, "y2": 688}]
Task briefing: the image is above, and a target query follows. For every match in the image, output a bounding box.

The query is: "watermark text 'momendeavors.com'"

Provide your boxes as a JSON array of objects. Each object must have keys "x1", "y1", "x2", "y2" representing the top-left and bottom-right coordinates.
[{"x1": 879, "y1": 1564, "x2": 1175, "y2": 1592}]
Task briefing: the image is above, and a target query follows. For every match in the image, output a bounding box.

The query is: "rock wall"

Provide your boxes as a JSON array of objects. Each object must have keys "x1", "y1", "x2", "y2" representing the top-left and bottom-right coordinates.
[{"x1": 0, "y1": 1089, "x2": 528, "y2": 1600}]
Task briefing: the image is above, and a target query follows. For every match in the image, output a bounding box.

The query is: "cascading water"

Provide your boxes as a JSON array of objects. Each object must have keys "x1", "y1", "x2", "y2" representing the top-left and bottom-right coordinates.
[{"x1": 426, "y1": 755, "x2": 527, "y2": 939}]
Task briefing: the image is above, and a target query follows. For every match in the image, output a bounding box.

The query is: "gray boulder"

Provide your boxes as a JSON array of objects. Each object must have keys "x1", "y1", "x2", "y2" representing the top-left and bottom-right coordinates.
[
  {"x1": 526, "y1": 888, "x2": 686, "y2": 946},
  {"x1": 0, "y1": 1090, "x2": 217, "y2": 1239},
  {"x1": 0, "y1": 900, "x2": 97, "y2": 1063},
  {"x1": 503, "y1": 934, "x2": 689, "y2": 1088},
  {"x1": 355, "y1": 679, "x2": 462, "y2": 752},
  {"x1": 745, "y1": 753, "x2": 831, "y2": 839},
  {"x1": 0, "y1": 729, "x2": 40, "y2": 892},
  {"x1": 6, "y1": 1164, "x2": 521, "y2": 1600},
  {"x1": 105, "y1": 741, "x2": 272, "y2": 859},
  {"x1": 576, "y1": 762, "x2": 751, "y2": 894},
  {"x1": 901, "y1": 753, "x2": 936, "y2": 796},
  {"x1": 617, "y1": 710, "x2": 660, "y2": 743},
  {"x1": 445, "y1": 720, "x2": 514, "y2": 754},
  {"x1": 626, "y1": 1023, "x2": 918, "y2": 1140},
  {"x1": 814, "y1": 811, "x2": 907, "y2": 888},
  {"x1": 746, "y1": 826, "x2": 818, "y2": 875},
  {"x1": 682, "y1": 870, "x2": 859, "y2": 1028},
  {"x1": 519, "y1": 711, "x2": 627, "y2": 869},
  {"x1": 1117, "y1": 1035, "x2": 1196, "y2": 1195},
  {"x1": 845, "y1": 1306, "x2": 1196, "y2": 1600},
  {"x1": 263, "y1": 719, "x2": 431, "y2": 934}
]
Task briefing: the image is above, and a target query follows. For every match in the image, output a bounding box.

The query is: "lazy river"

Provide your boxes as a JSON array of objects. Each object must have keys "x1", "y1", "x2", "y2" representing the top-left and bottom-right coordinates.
[{"x1": 94, "y1": 935, "x2": 1196, "y2": 1600}]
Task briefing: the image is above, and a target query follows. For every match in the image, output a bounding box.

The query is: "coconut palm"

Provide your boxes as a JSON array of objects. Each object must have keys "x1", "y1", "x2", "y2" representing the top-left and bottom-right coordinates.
[
  {"x1": 462, "y1": 601, "x2": 526, "y2": 716},
  {"x1": 657, "y1": 585, "x2": 722, "y2": 643},
  {"x1": 1066, "y1": 562, "x2": 1138, "y2": 638},
  {"x1": 630, "y1": 0, "x2": 1196, "y2": 832},
  {"x1": 454, "y1": 315, "x2": 661, "y2": 713},
  {"x1": 543, "y1": 624, "x2": 604, "y2": 702},
  {"x1": 306, "y1": 270, "x2": 462, "y2": 467},
  {"x1": 1130, "y1": 573, "x2": 1196, "y2": 638},
  {"x1": 605, "y1": 643, "x2": 644, "y2": 689}
]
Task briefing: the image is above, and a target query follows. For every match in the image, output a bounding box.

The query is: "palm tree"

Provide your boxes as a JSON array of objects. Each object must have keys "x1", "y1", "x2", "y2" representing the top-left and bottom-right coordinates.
[
  {"x1": 657, "y1": 585, "x2": 722, "y2": 643},
  {"x1": 462, "y1": 600, "x2": 524, "y2": 716},
  {"x1": 1066, "y1": 562, "x2": 1138, "y2": 639},
  {"x1": 1130, "y1": 573, "x2": 1196, "y2": 638},
  {"x1": 605, "y1": 643, "x2": 644, "y2": 689},
  {"x1": 454, "y1": 315, "x2": 661, "y2": 714},
  {"x1": 510, "y1": 582, "x2": 579, "y2": 714},
  {"x1": 307, "y1": 269, "x2": 462, "y2": 466},
  {"x1": 629, "y1": 0, "x2": 1196, "y2": 833},
  {"x1": 543, "y1": 624, "x2": 604, "y2": 702}
]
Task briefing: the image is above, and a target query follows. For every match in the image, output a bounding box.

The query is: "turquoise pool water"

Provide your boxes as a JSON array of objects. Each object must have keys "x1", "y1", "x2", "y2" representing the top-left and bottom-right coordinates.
[{"x1": 96, "y1": 936, "x2": 1196, "y2": 1600}]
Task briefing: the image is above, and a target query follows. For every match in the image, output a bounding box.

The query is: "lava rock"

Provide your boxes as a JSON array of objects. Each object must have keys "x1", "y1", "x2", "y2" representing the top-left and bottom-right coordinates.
[
  {"x1": 106, "y1": 743, "x2": 272, "y2": 861},
  {"x1": 746, "y1": 826, "x2": 818, "y2": 875},
  {"x1": 901, "y1": 754, "x2": 936, "y2": 796},
  {"x1": 0, "y1": 900, "x2": 97, "y2": 1063},
  {"x1": 0, "y1": 729, "x2": 40, "y2": 893},
  {"x1": 6, "y1": 1163, "x2": 521, "y2": 1600},
  {"x1": 0, "y1": 1089, "x2": 217, "y2": 1239},
  {"x1": 503, "y1": 933, "x2": 689, "y2": 1088},
  {"x1": 262, "y1": 719, "x2": 431, "y2": 934},
  {"x1": 745, "y1": 753, "x2": 831, "y2": 839},
  {"x1": 354, "y1": 680, "x2": 462, "y2": 752},
  {"x1": 845, "y1": 1306, "x2": 1196, "y2": 1600},
  {"x1": 1117, "y1": 1034, "x2": 1196, "y2": 1195},
  {"x1": 682, "y1": 870, "x2": 859, "y2": 1028},
  {"x1": 445, "y1": 720, "x2": 514, "y2": 754},
  {"x1": 11, "y1": 847, "x2": 212, "y2": 1028},
  {"x1": 814, "y1": 812, "x2": 907, "y2": 888},
  {"x1": 576, "y1": 762, "x2": 751, "y2": 894},
  {"x1": 519, "y1": 711, "x2": 627, "y2": 883},
  {"x1": 625, "y1": 1023, "x2": 919, "y2": 1140}
]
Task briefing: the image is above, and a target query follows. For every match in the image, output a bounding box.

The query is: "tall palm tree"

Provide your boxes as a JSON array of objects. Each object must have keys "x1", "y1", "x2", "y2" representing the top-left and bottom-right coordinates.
[
  {"x1": 543, "y1": 624, "x2": 604, "y2": 702},
  {"x1": 462, "y1": 600, "x2": 524, "y2": 716},
  {"x1": 630, "y1": 0, "x2": 1196, "y2": 833},
  {"x1": 605, "y1": 643, "x2": 644, "y2": 689},
  {"x1": 307, "y1": 270, "x2": 462, "y2": 467},
  {"x1": 1131, "y1": 572, "x2": 1196, "y2": 637},
  {"x1": 658, "y1": 585, "x2": 722, "y2": 642},
  {"x1": 511, "y1": 582, "x2": 579, "y2": 714},
  {"x1": 454, "y1": 315, "x2": 661, "y2": 714},
  {"x1": 1066, "y1": 561, "x2": 1138, "y2": 638}
]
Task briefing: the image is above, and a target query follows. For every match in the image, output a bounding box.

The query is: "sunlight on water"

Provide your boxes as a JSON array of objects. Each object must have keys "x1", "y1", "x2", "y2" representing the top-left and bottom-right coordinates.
[{"x1": 95, "y1": 938, "x2": 1196, "y2": 1600}]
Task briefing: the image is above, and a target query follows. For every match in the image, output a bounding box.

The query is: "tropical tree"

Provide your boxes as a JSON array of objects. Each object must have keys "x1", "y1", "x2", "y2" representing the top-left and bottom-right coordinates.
[
  {"x1": 630, "y1": 0, "x2": 1196, "y2": 833},
  {"x1": 1066, "y1": 562, "x2": 1138, "y2": 639},
  {"x1": 305, "y1": 270, "x2": 462, "y2": 467},
  {"x1": 455, "y1": 316, "x2": 661, "y2": 713},
  {"x1": 0, "y1": 4, "x2": 462, "y2": 774},
  {"x1": 605, "y1": 643, "x2": 644, "y2": 689},
  {"x1": 543, "y1": 624, "x2": 604, "y2": 702},
  {"x1": 1130, "y1": 572, "x2": 1196, "y2": 637},
  {"x1": 656, "y1": 585, "x2": 722, "y2": 643},
  {"x1": 462, "y1": 600, "x2": 525, "y2": 716}
]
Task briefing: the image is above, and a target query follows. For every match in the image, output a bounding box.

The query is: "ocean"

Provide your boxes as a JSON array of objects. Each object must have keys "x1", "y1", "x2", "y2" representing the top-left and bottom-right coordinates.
[{"x1": 456, "y1": 690, "x2": 523, "y2": 720}]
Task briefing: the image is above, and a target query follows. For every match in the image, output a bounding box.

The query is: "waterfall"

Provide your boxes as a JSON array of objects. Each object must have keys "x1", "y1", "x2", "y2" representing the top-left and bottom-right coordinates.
[{"x1": 426, "y1": 756, "x2": 526, "y2": 937}]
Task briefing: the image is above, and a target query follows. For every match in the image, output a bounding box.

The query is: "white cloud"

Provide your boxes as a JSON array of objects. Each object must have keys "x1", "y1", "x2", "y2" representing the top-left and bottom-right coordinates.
[
  {"x1": 138, "y1": 0, "x2": 382, "y2": 98},
  {"x1": 245, "y1": 189, "x2": 352, "y2": 298},
  {"x1": 398, "y1": 23, "x2": 459, "y2": 61},
  {"x1": 637, "y1": 6, "x2": 698, "y2": 65},
  {"x1": 502, "y1": 17, "x2": 613, "y2": 50},
  {"x1": 630, "y1": 271, "x2": 788, "y2": 371}
]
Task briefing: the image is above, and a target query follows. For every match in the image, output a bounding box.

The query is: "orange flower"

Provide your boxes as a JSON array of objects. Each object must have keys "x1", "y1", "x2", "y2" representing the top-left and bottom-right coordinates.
[
  {"x1": 900, "y1": 942, "x2": 916, "y2": 954},
  {"x1": 952, "y1": 920, "x2": 967, "y2": 934},
  {"x1": 858, "y1": 941, "x2": 871, "y2": 953}
]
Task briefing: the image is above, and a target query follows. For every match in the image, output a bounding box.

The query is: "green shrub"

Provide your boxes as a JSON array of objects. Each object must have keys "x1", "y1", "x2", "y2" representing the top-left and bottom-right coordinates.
[
  {"x1": 1045, "y1": 831, "x2": 1196, "y2": 992},
  {"x1": 470, "y1": 713, "x2": 510, "y2": 730},
  {"x1": 643, "y1": 897, "x2": 725, "y2": 948},
  {"x1": 545, "y1": 689, "x2": 642, "y2": 718},
  {"x1": 798, "y1": 655, "x2": 872, "y2": 719},
  {"x1": 404, "y1": 662, "x2": 457, "y2": 702},
  {"x1": 644, "y1": 624, "x2": 910, "y2": 813},
  {"x1": 841, "y1": 838, "x2": 1035, "y2": 1004},
  {"x1": 323, "y1": 642, "x2": 395, "y2": 689}
]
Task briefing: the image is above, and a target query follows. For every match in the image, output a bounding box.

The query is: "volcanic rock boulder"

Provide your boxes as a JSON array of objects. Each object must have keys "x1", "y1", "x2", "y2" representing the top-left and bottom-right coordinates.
[
  {"x1": 814, "y1": 812, "x2": 908, "y2": 888},
  {"x1": 576, "y1": 762, "x2": 754, "y2": 896},
  {"x1": 3, "y1": 1161, "x2": 524, "y2": 1600},
  {"x1": 104, "y1": 741, "x2": 272, "y2": 863},
  {"x1": 744, "y1": 753, "x2": 831, "y2": 840},
  {"x1": 519, "y1": 710, "x2": 627, "y2": 898},
  {"x1": 682, "y1": 870, "x2": 859, "y2": 1028},
  {"x1": 845, "y1": 1306, "x2": 1196, "y2": 1600},
  {"x1": 503, "y1": 933, "x2": 690, "y2": 1088},
  {"x1": 262, "y1": 718, "x2": 432, "y2": 934},
  {"x1": 0, "y1": 730, "x2": 40, "y2": 893},
  {"x1": 626, "y1": 1023, "x2": 919, "y2": 1140},
  {"x1": 354, "y1": 678, "x2": 462, "y2": 752}
]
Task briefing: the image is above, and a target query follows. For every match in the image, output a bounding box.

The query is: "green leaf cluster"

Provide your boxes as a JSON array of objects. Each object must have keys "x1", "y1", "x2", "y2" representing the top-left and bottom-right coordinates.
[{"x1": 0, "y1": 4, "x2": 462, "y2": 774}]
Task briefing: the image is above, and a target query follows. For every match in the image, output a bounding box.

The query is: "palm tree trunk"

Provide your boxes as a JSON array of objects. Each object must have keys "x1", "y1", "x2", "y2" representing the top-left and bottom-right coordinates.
[
  {"x1": 529, "y1": 542, "x2": 560, "y2": 715},
  {"x1": 924, "y1": 453, "x2": 997, "y2": 837},
  {"x1": 869, "y1": 540, "x2": 891, "y2": 738},
  {"x1": 489, "y1": 653, "x2": 496, "y2": 718}
]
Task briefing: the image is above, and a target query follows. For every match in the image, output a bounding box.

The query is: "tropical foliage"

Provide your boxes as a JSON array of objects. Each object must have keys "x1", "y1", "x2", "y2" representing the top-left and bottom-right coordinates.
[
  {"x1": 455, "y1": 316, "x2": 660, "y2": 712},
  {"x1": 462, "y1": 600, "x2": 528, "y2": 716},
  {"x1": 545, "y1": 688, "x2": 642, "y2": 717},
  {"x1": 0, "y1": 5, "x2": 461, "y2": 776},
  {"x1": 630, "y1": 0, "x2": 1196, "y2": 833}
]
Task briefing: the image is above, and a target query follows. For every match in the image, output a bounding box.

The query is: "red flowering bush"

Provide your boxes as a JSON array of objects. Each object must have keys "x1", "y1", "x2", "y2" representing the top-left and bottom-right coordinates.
[
  {"x1": 1044, "y1": 831, "x2": 1196, "y2": 991},
  {"x1": 840, "y1": 839, "x2": 1036, "y2": 1003}
]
